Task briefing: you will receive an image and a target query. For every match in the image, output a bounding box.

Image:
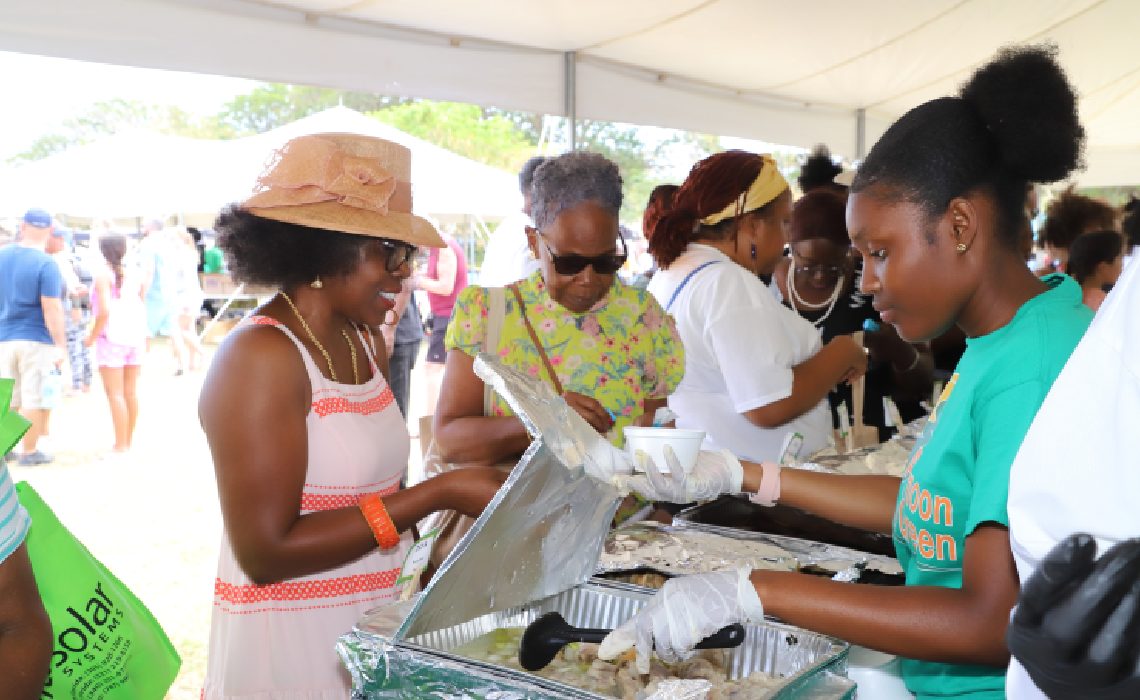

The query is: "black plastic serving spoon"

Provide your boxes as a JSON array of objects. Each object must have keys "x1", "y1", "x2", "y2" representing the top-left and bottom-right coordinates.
[{"x1": 518, "y1": 611, "x2": 746, "y2": 671}]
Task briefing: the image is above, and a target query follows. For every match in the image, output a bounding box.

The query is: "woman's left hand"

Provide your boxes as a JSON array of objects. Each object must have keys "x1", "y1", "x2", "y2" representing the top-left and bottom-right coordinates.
[{"x1": 563, "y1": 391, "x2": 615, "y2": 434}]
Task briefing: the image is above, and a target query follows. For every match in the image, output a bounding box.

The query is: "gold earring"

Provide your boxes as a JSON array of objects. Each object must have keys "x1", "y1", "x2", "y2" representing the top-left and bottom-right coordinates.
[
  {"x1": 956, "y1": 242, "x2": 968, "y2": 253},
  {"x1": 310, "y1": 278, "x2": 323, "y2": 289}
]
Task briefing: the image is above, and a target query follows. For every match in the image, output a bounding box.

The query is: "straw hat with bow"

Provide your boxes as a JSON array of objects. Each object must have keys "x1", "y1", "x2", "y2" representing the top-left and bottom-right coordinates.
[{"x1": 243, "y1": 132, "x2": 445, "y2": 249}]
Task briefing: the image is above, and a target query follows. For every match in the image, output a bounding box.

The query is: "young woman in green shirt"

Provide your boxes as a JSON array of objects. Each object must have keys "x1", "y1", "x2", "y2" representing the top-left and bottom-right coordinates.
[{"x1": 599, "y1": 45, "x2": 1093, "y2": 700}]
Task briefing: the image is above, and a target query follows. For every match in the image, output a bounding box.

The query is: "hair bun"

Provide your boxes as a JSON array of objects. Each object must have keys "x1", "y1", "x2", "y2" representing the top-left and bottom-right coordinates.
[{"x1": 958, "y1": 44, "x2": 1085, "y2": 183}]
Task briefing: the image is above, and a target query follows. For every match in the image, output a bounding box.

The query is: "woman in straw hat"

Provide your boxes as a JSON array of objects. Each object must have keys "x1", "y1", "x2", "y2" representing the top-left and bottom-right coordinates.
[{"x1": 199, "y1": 133, "x2": 505, "y2": 698}]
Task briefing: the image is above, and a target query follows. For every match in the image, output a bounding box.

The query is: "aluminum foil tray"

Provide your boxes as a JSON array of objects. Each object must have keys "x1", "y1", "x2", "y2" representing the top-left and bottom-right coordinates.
[
  {"x1": 672, "y1": 521, "x2": 902, "y2": 585},
  {"x1": 675, "y1": 496, "x2": 896, "y2": 558},
  {"x1": 597, "y1": 521, "x2": 902, "y2": 586},
  {"x1": 339, "y1": 579, "x2": 855, "y2": 700},
  {"x1": 596, "y1": 522, "x2": 800, "y2": 576}
]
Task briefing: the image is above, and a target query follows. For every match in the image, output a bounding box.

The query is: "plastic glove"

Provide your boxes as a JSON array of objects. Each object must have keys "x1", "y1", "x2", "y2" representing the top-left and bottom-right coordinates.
[
  {"x1": 582, "y1": 438, "x2": 635, "y2": 486},
  {"x1": 598, "y1": 568, "x2": 763, "y2": 674},
  {"x1": 1007, "y1": 534, "x2": 1140, "y2": 700},
  {"x1": 614, "y1": 446, "x2": 743, "y2": 503}
]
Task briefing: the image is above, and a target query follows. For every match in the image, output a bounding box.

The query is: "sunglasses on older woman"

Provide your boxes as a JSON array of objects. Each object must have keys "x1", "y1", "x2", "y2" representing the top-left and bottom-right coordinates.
[
  {"x1": 376, "y1": 238, "x2": 418, "y2": 273},
  {"x1": 537, "y1": 233, "x2": 628, "y2": 275}
]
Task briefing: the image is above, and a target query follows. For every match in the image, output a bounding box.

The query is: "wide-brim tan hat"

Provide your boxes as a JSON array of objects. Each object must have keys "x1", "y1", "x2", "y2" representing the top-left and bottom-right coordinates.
[{"x1": 243, "y1": 132, "x2": 445, "y2": 248}]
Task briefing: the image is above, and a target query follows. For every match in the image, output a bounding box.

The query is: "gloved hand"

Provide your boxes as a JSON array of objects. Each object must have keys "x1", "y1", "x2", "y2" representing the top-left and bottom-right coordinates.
[
  {"x1": 1007, "y1": 534, "x2": 1140, "y2": 700},
  {"x1": 598, "y1": 568, "x2": 763, "y2": 674},
  {"x1": 614, "y1": 446, "x2": 743, "y2": 503},
  {"x1": 581, "y1": 439, "x2": 636, "y2": 486}
]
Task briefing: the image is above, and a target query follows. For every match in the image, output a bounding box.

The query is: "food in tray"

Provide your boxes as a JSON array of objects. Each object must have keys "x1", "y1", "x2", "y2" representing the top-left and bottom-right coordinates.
[
  {"x1": 610, "y1": 571, "x2": 670, "y2": 589},
  {"x1": 864, "y1": 558, "x2": 904, "y2": 576},
  {"x1": 455, "y1": 627, "x2": 786, "y2": 699},
  {"x1": 804, "y1": 438, "x2": 911, "y2": 477},
  {"x1": 600, "y1": 521, "x2": 904, "y2": 588},
  {"x1": 599, "y1": 528, "x2": 798, "y2": 576}
]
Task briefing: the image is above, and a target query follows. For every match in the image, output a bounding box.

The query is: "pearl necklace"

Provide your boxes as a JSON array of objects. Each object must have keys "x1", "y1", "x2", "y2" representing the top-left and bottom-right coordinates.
[
  {"x1": 279, "y1": 291, "x2": 360, "y2": 384},
  {"x1": 787, "y1": 265, "x2": 845, "y2": 328}
]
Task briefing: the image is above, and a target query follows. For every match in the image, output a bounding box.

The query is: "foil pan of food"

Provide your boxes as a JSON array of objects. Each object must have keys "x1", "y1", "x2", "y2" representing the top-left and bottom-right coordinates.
[
  {"x1": 801, "y1": 414, "x2": 925, "y2": 476},
  {"x1": 675, "y1": 496, "x2": 897, "y2": 559},
  {"x1": 337, "y1": 357, "x2": 856, "y2": 697},
  {"x1": 800, "y1": 439, "x2": 912, "y2": 477},
  {"x1": 596, "y1": 522, "x2": 799, "y2": 577},
  {"x1": 595, "y1": 521, "x2": 903, "y2": 587},
  {"x1": 339, "y1": 579, "x2": 855, "y2": 700}
]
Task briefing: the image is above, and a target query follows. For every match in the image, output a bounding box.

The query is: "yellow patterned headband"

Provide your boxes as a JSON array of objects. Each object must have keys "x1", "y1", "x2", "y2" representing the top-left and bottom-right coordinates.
[{"x1": 700, "y1": 155, "x2": 788, "y2": 227}]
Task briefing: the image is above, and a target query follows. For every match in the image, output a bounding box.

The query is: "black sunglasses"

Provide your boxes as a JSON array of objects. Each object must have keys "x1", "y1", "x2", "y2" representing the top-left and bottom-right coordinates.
[
  {"x1": 537, "y1": 233, "x2": 627, "y2": 275},
  {"x1": 377, "y1": 239, "x2": 418, "y2": 273}
]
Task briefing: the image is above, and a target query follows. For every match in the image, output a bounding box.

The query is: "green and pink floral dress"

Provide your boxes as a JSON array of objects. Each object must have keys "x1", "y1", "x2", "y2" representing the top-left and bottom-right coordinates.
[{"x1": 445, "y1": 271, "x2": 684, "y2": 447}]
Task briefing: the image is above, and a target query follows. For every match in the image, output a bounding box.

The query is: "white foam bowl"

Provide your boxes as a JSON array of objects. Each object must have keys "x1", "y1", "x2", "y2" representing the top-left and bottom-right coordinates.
[{"x1": 623, "y1": 427, "x2": 706, "y2": 475}]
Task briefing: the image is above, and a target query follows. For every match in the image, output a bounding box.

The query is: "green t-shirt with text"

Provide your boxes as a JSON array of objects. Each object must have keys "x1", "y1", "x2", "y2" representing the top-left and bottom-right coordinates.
[{"x1": 893, "y1": 275, "x2": 1091, "y2": 700}]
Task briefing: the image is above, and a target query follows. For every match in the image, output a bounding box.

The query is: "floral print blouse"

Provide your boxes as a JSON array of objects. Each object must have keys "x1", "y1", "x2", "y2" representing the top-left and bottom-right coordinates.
[{"x1": 445, "y1": 271, "x2": 685, "y2": 447}]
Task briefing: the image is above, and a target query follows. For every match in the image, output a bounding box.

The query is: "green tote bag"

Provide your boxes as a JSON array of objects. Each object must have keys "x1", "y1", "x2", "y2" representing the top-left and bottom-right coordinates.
[{"x1": 15, "y1": 482, "x2": 181, "y2": 700}]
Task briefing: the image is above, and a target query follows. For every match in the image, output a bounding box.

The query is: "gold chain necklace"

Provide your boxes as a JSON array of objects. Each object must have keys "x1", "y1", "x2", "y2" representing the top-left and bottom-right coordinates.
[{"x1": 279, "y1": 291, "x2": 360, "y2": 384}]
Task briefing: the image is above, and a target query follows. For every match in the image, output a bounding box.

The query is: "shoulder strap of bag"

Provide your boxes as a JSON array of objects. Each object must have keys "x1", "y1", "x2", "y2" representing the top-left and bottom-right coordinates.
[
  {"x1": 665, "y1": 260, "x2": 720, "y2": 312},
  {"x1": 508, "y1": 283, "x2": 564, "y2": 395},
  {"x1": 482, "y1": 286, "x2": 506, "y2": 415}
]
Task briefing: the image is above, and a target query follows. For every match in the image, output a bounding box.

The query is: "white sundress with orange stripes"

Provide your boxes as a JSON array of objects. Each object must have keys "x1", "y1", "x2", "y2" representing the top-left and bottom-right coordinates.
[{"x1": 203, "y1": 315, "x2": 412, "y2": 700}]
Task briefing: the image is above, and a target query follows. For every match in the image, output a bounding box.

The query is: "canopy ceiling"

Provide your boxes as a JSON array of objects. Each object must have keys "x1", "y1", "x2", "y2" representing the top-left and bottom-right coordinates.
[{"x1": 2, "y1": 0, "x2": 1138, "y2": 186}]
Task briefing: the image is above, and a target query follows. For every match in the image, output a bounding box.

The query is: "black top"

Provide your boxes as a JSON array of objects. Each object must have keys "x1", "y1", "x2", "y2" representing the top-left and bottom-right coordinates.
[
  {"x1": 782, "y1": 258, "x2": 926, "y2": 440},
  {"x1": 393, "y1": 298, "x2": 424, "y2": 345}
]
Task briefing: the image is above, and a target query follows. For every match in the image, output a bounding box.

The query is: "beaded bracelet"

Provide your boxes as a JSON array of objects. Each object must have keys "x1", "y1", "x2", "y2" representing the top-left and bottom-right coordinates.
[{"x1": 359, "y1": 494, "x2": 401, "y2": 550}]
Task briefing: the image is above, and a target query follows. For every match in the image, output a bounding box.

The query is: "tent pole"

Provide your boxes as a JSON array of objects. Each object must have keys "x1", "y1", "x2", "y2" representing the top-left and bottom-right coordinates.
[
  {"x1": 564, "y1": 51, "x2": 577, "y2": 151},
  {"x1": 855, "y1": 108, "x2": 867, "y2": 159}
]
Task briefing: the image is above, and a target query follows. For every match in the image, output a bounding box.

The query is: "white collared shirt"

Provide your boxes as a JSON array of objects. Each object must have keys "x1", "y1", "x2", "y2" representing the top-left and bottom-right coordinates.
[{"x1": 647, "y1": 244, "x2": 830, "y2": 462}]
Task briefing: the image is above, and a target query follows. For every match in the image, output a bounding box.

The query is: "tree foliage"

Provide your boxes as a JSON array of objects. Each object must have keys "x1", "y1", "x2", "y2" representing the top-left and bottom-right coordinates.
[
  {"x1": 217, "y1": 84, "x2": 405, "y2": 135},
  {"x1": 10, "y1": 82, "x2": 727, "y2": 228},
  {"x1": 371, "y1": 100, "x2": 535, "y2": 172}
]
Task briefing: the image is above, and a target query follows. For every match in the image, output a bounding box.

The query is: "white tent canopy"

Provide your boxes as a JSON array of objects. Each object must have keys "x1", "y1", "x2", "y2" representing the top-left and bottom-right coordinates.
[
  {"x1": 1, "y1": 0, "x2": 1137, "y2": 187},
  {"x1": 0, "y1": 106, "x2": 521, "y2": 219}
]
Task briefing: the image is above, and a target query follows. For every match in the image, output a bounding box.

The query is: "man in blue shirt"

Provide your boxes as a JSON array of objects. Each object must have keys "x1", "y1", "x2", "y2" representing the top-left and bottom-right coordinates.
[{"x1": 0, "y1": 209, "x2": 67, "y2": 466}]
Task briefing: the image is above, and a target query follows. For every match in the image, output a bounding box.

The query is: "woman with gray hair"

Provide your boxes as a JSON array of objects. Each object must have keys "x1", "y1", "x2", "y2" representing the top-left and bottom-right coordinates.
[{"x1": 433, "y1": 150, "x2": 684, "y2": 473}]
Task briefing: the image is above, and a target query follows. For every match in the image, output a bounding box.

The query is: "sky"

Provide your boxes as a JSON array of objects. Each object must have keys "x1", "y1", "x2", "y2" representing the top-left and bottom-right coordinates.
[
  {"x1": 0, "y1": 49, "x2": 792, "y2": 172},
  {"x1": 0, "y1": 51, "x2": 258, "y2": 161}
]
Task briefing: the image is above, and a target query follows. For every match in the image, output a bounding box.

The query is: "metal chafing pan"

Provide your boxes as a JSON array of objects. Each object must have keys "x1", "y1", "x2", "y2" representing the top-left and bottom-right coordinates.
[
  {"x1": 341, "y1": 579, "x2": 855, "y2": 699},
  {"x1": 337, "y1": 357, "x2": 856, "y2": 698},
  {"x1": 596, "y1": 521, "x2": 904, "y2": 587},
  {"x1": 676, "y1": 496, "x2": 897, "y2": 558}
]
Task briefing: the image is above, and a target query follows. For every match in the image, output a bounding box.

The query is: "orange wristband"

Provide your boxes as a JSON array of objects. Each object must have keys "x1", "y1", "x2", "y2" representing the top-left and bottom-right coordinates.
[{"x1": 359, "y1": 494, "x2": 401, "y2": 550}]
